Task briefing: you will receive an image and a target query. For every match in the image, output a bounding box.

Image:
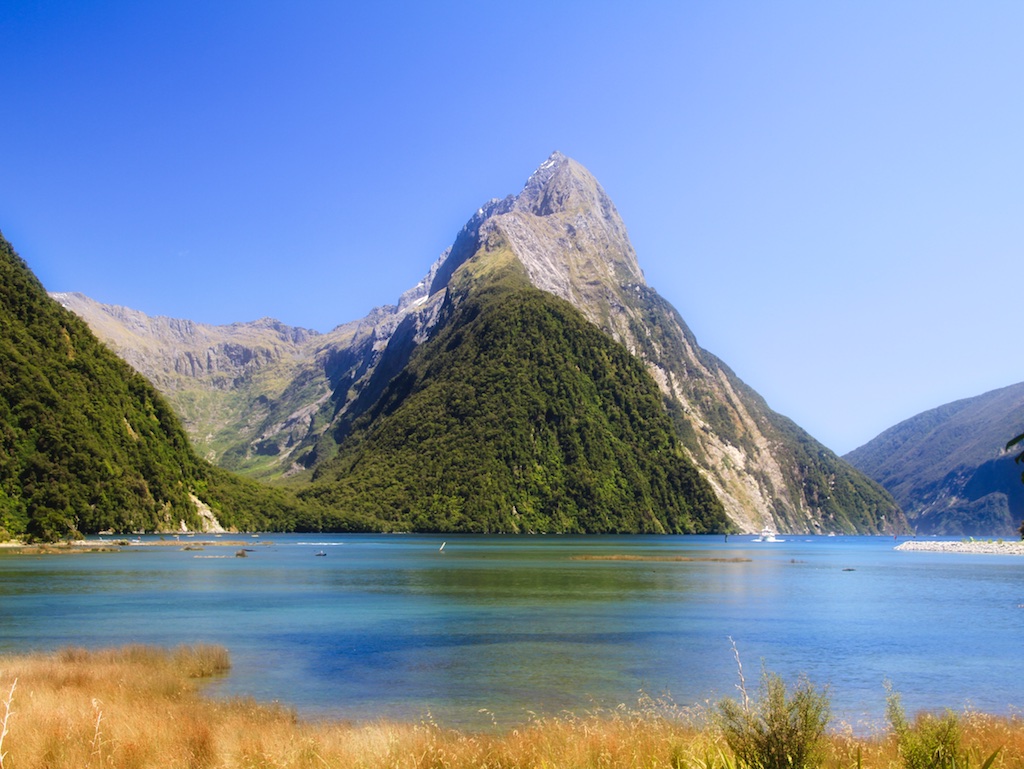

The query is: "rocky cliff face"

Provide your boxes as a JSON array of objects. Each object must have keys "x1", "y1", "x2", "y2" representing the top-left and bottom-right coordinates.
[
  {"x1": 58, "y1": 153, "x2": 902, "y2": 533},
  {"x1": 50, "y1": 295, "x2": 316, "y2": 390}
]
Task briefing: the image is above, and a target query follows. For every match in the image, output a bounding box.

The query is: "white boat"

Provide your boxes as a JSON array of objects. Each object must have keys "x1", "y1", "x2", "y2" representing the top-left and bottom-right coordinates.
[{"x1": 755, "y1": 528, "x2": 784, "y2": 542}]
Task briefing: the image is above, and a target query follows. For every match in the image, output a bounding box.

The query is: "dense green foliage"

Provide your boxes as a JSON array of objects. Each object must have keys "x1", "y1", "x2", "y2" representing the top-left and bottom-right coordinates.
[
  {"x1": 885, "y1": 688, "x2": 1000, "y2": 769},
  {"x1": 717, "y1": 667, "x2": 831, "y2": 769},
  {"x1": 301, "y1": 260, "x2": 729, "y2": 534},
  {"x1": 0, "y1": 232, "x2": 307, "y2": 540}
]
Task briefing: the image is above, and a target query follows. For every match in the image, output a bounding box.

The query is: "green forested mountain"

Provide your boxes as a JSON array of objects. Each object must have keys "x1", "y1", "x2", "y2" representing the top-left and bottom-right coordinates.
[
  {"x1": 301, "y1": 251, "x2": 730, "y2": 534},
  {"x1": 0, "y1": 232, "x2": 307, "y2": 540},
  {"x1": 56, "y1": 153, "x2": 904, "y2": 535}
]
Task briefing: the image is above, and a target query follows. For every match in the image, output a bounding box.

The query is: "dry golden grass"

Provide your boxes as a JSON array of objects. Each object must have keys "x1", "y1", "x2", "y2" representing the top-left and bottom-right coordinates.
[{"x1": 0, "y1": 645, "x2": 1020, "y2": 768}]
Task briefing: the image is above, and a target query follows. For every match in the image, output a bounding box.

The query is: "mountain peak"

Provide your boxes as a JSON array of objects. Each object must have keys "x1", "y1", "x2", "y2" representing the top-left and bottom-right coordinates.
[
  {"x1": 514, "y1": 151, "x2": 612, "y2": 219},
  {"x1": 516, "y1": 151, "x2": 569, "y2": 207},
  {"x1": 427, "y1": 152, "x2": 641, "y2": 300},
  {"x1": 465, "y1": 153, "x2": 645, "y2": 334}
]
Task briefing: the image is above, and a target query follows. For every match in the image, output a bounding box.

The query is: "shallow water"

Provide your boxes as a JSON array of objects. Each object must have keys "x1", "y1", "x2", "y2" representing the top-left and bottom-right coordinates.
[{"x1": 0, "y1": 534, "x2": 1020, "y2": 730}]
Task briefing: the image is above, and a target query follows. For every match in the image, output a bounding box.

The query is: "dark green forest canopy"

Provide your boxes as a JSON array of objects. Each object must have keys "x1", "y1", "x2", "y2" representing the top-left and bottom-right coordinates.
[
  {"x1": 302, "y1": 265, "x2": 731, "y2": 534},
  {"x1": 0, "y1": 232, "x2": 306, "y2": 540}
]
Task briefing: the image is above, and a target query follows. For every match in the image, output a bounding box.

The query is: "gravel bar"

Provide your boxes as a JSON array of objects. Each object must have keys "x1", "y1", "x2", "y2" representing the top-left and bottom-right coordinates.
[{"x1": 895, "y1": 540, "x2": 1024, "y2": 555}]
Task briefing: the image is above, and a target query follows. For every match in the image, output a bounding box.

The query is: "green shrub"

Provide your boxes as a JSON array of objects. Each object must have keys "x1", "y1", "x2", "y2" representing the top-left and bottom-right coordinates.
[
  {"x1": 885, "y1": 687, "x2": 1000, "y2": 769},
  {"x1": 887, "y1": 686, "x2": 960, "y2": 769},
  {"x1": 717, "y1": 664, "x2": 831, "y2": 769}
]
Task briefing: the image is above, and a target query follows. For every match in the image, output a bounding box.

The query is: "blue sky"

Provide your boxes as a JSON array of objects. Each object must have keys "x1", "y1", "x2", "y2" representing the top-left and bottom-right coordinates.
[{"x1": 2, "y1": 1, "x2": 1022, "y2": 455}]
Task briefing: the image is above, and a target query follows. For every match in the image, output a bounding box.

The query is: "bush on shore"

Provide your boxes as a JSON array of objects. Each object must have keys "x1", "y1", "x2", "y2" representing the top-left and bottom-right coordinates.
[{"x1": 717, "y1": 667, "x2": 831, "y2": 769}]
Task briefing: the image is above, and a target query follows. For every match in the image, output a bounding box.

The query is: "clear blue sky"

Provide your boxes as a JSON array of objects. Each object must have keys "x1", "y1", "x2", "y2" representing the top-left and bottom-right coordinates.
[{"x1": 2, "y1": 1, "x2": 1022, "y2": 455}]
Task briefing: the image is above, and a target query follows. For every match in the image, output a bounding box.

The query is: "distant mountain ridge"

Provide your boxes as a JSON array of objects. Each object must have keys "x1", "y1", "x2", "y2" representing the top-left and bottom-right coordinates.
[
  {"x1": 51, "y1": 292, "x2": 348, "y2": 474},
  {"x1": 56, "y1": 152, "x2": 903, "y2": 534},
  {"x1": 845, "y1": 382, "x2": 1024, "y2": 536}
]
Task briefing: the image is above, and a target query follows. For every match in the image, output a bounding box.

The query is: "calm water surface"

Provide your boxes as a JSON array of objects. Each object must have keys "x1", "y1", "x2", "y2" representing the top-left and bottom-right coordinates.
[{"x1": 0, "y1": 534, "x2": 1021, "y2": 730}]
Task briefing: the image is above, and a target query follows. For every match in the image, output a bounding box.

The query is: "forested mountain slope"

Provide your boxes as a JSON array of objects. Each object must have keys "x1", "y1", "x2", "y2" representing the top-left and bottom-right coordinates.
[
  {"x1": 52, "y1": 276, "x2": 448, "y2": 480},
  {"x1": 301, "y1": 252, "x2": 729, "y2": 534},
  {"x1": 0, "y1": 232, "x2": 307, "y2": 540},
  {"x1": 399, "y1": 153, "x2": 902, "y2": 534}
]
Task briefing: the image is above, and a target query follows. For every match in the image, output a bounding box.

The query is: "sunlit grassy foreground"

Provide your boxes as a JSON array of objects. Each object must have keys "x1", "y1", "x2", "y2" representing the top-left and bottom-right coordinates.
[{"x1": 0, "y1": 645, "x2": 1020, "y2": 768}]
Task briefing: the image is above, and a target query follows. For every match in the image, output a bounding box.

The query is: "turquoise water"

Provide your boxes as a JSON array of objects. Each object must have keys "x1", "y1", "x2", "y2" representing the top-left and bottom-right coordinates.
[{"x1": 0, "y1": 534, "x2": 1021, "y2": 730}]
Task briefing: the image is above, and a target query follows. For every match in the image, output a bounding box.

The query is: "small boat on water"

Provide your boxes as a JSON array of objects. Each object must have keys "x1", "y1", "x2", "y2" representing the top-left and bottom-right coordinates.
[
  {"x1": 755, "y1": 528, "x2": 784, "y2": 542},
  {"x1": 314, "y1": 550, "x2": 327, "y2": 557}
]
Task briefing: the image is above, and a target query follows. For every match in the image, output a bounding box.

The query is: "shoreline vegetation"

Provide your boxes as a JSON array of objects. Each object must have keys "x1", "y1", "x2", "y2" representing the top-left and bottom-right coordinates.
[{"x1": 0, "y1": 646, "x2": 1018, "y2": 768}]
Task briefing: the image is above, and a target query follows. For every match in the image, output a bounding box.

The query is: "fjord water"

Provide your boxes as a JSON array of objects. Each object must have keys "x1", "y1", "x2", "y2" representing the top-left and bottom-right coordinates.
[{"x1": 0, "y1": 535, "x2": 1020, "y2": 730}]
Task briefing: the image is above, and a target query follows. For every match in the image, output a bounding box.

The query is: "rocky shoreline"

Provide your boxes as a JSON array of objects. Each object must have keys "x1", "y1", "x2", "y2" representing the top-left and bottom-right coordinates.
[{"x1": 895, "y1": 539, "x2": 1024, "y2": 555}]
